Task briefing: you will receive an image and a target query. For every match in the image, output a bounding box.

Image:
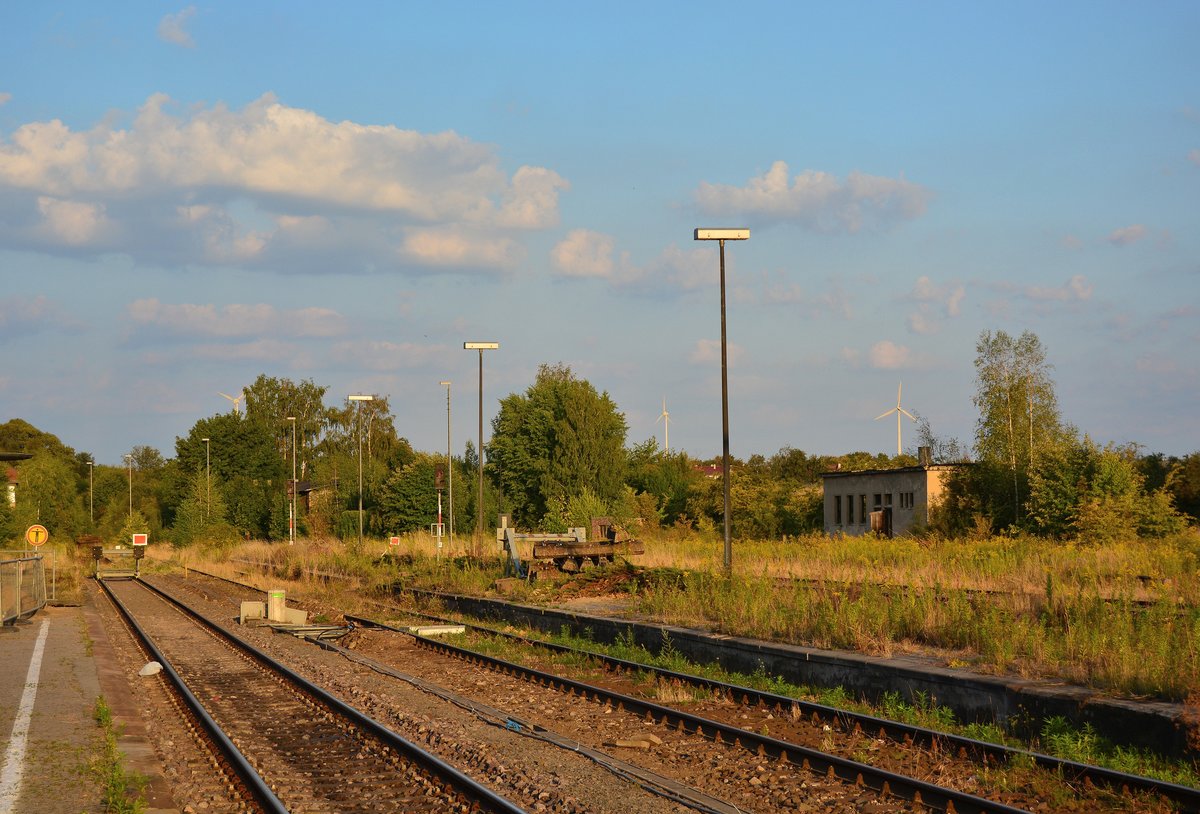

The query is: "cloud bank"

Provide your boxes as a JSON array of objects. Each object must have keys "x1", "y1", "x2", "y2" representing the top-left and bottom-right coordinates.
[
  {"x1": 0, "y1": 94, "x2": 568, "y2": 274},
  {"x1": 693, "y1": 160, "x2": 931, "y2": 232}
]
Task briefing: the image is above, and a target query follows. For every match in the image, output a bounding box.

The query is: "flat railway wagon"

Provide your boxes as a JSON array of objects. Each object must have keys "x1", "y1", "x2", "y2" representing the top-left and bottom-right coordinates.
[{"x1": 501, "y1": 516, "x2": 644, "y2": 578}]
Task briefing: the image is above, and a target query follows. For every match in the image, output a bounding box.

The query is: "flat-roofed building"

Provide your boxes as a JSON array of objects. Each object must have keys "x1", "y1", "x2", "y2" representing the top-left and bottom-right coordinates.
[{"x1": 821, "y1": 459, "x2": 964, "y2": 537}]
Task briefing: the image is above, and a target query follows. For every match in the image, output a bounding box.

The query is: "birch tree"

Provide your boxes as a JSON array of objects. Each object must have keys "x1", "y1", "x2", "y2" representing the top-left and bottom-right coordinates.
[{"x1": 972, "y1": 330, "x2": 1065, "y2": 528}]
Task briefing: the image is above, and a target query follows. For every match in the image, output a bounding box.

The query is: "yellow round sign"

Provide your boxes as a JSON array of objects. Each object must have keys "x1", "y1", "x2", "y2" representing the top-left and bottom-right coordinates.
[{"x1": 25, "y1": 524, "x2": 49, "y2": 547}]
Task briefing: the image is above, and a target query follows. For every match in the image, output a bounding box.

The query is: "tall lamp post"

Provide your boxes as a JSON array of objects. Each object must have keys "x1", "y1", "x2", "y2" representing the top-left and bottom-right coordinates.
[
  {"x1": 201, "y1": 438, "x2": 210, "y2": 522},
  {"x1": 693, "y1": 227, "x2": 750, "y2": 577},
  {"x1": 439, "y1": 380, "x2": 454, "y2": 548},
  {"x1": 463, "y1": 342, "x2": 498, "y2": 559},
  {"x1": 285, "y1": 418, "x2": 296, "y2": 545},
  {"x1": 348, "y1": 395, "x2": 374, "y2": 548},
  {"x1": 124, "y1": 454, "x2": 133, "y2": 520},
  {"x1": 87, "y1": 459, "x2": 94, "y2": 524}
]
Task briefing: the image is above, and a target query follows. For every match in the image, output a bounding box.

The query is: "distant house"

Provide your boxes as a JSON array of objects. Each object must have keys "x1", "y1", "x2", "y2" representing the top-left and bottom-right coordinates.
[
  {"x1": 1, "y1": 453, "x2": 32, "y2": 507},
  {"x1": 821, "y1": 454, "x2": 965, "y2": 537}
]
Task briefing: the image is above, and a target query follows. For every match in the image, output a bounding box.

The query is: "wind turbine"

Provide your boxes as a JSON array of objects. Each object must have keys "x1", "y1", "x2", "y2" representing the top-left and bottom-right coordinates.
[
  {"x1": 218, "y1": 391, "x2": 244, "y2": 415},
  {"x1": 656, "y1": 397, "x2": 670, "y2": 451},
  {"x1": 875, "y1": 382, "x2": 915, "y2": 456}
]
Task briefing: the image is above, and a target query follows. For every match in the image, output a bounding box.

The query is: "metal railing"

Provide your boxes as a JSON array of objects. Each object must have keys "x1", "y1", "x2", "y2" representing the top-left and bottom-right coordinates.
[{"x1": 1, "y1": 553, "x2": 47, "y2": 626}]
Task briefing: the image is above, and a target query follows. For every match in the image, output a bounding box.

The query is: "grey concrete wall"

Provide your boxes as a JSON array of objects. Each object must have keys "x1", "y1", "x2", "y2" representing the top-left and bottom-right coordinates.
[{"x1": 423, "y1": 590, "x2": 1192, "y2": 758}]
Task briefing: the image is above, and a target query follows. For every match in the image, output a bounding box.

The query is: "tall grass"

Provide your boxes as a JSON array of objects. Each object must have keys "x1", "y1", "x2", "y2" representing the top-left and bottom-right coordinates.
[{"x1": 632, "y1": 529, "x2": 1200, "y2": 699}]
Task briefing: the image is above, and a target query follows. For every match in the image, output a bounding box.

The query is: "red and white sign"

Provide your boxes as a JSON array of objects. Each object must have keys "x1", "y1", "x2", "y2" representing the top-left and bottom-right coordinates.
[
  {"x1": 132, "y1": 533, "x2": 148, "y2": 546},
  {"x1": 389, "y1": 536, "x2": 401, "y2": 547}
]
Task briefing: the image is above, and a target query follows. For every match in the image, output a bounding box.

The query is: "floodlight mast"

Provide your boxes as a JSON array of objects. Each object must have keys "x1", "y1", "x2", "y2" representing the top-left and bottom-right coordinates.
[
  {"x1": 348, "y1": 395, "x2": 374, "y2": 548},
  {"x1": 439, "y1": 381, "x2": 453, "y2": 548},
  {"x1": 693, "y1": 227, "x2": 750, "y2": 578},
  {"x1": 463, "y1": 342, "x2": 499, "y2": 559}
]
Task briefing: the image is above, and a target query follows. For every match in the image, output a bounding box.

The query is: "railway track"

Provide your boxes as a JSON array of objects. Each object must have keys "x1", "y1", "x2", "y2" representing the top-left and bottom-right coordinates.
[
  {"x1": 169, "y1": 567, "x2": 1195, "y2": 813},
  {"x1": 98, "y1": 576, "x2": 527, "y2": 813},
  {"x1": 351, "y1": 602, "x2": 1200, "y2": 812}
]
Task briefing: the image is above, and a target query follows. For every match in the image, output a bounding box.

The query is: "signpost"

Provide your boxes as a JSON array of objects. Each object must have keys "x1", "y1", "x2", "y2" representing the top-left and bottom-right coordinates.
[
  {"x1": 25, "y1": 524, "x2": 49, "y2": 548},
  {"x1": 132, "y1": 533, "x2": 148, "y2": 546}
]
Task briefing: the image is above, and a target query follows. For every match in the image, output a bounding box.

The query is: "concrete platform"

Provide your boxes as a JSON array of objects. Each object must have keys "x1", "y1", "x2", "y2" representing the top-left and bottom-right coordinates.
[{"x1": 0, "y1": 598, "x2": 177, "y2": 814}]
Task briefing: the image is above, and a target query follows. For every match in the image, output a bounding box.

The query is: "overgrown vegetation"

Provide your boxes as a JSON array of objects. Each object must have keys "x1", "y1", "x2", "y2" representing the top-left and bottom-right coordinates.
[{"x1": 91, "y1": 697, "x2": 146, "y2": 814}]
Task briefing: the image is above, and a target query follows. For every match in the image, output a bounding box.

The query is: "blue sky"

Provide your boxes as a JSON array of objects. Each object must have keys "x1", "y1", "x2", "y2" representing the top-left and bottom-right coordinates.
[{"x1": 1, "y1": 3, "x2": 1197, "y2": 466}]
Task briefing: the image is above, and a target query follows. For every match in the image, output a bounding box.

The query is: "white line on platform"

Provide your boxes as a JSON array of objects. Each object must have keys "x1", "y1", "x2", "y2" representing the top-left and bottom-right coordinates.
[{"x1": 0, "y1": 620, "x2": 50, "y2": 814}]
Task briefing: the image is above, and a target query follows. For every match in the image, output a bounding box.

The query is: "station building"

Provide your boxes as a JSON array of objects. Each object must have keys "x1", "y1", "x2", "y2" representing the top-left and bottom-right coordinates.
[{"x1": 820, "y1": 450, "x2": 965, "y2": 537}]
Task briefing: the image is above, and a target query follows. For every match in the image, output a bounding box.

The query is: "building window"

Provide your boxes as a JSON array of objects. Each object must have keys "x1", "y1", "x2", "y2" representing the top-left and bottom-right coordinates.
[
  {"x1": 834, "y1": 495, "x2": 842, "y2": 525},
  {"x1": 847, "y1": 495, "x2": 854, "y2": 524},
  {"x1": 884, "y1": 493, "x2": 893, "y2": 507},
  {"x1": 873, "y1": 493, "x2": 882, "y2": 510},
  {"x1": 860, "y1": 495, "x2": 868, "y2": 524},
  {"x1": 900, "y1": 492, "x2": 914, "y2": 509}
]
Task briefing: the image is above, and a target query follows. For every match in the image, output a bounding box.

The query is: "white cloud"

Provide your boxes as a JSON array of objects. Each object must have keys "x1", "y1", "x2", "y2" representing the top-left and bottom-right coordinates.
[
  {"x1": 1189, "y1": 149, "x2": 1200, "y2": 166},
  {"x1": 398, "y1": 227, "x2": 523, "y2": 269},
  {"x1": 158, "y1": 6, "x2": 197, "y2": 48},
  {"x1": 1025, "y1": 274, "x2": 1093, "y2": 302},
  {"x1": 755, "y1": 273, "x2": 852, "y2": 319},
  {"x1": 36, "y1": 196, "x2": 109, "y2": 244},
  {"x1": 0, "y1": 93, "x2": 11, "y2": 107},
  {"x1": 905, "y1": 275, "x2": 965, "y2": 335},
  {"x1": 689, "y1": 338, "x2": 744, "y2": 365},
  {"x1": 869, "y1": 340, "x2": 911, "y2": 369},
  {"x1": 0, "y1": 295, "x2": 57, "y2": 340},
  {"x1": 1061, "y1": 234, "x2": 1084, "y2": 249},
  {"x1": 126, "y1": 299, "x2": 346, "y2": 338},
  {"x1": 0, "y1": 94, "x2": 566, "y2": 273},
  {"x1": 693, "y1": 160, "x2": 931, "y2": 232},
  {"x1": 549, "y1": 235, "x2": 722, "y2": 294},
  {"x1": 551, "y1": 229, "x2": 617, "y2": 279},
  {"x1": 192, "y1": 339, "x2": 296, "y2": 362},
  {"x1": 329, "y1": 340, "x2": 445, "y2": 371},
  {"x1": 1107, "y1": 224, "x2": 1147, "y2": 246}
]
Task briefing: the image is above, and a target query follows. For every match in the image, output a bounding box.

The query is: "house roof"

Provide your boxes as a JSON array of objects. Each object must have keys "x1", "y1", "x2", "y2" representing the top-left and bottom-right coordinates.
[{"x1": 820, "y1": 463, "x2": 968, "y2": 480}]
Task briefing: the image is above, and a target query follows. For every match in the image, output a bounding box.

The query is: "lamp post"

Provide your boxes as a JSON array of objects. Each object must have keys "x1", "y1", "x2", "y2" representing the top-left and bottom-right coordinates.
[
  {"x1": 285, "y1": 418, "x2": 296, "y2": 545},
  {"x1": 124, "y1": 454, "x2": 133, "y2": 520},
  {"x1": 87, "y1": 459, "x2": 94, "y2": 524},
  {"x1": 348, "y1": 395, "x2": 374, "y2": 548},
  {"x1": 463, "y1": 342, "x2": 498, "y2": 559},
  {"x1": 201, "y1": 438, "x2": 210, "y2": 522},
  {"x1": 693, "y1": 227, "x2": 750, "y2": 577},
  {"x1": 439, "y1": 380, "x2": 454, "y2": 548}
]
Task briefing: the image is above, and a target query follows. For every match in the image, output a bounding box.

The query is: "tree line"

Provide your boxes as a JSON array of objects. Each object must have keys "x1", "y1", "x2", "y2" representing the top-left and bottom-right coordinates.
[{"x1": 1, "y1": 336, "x2": 1197, "y2": 549}]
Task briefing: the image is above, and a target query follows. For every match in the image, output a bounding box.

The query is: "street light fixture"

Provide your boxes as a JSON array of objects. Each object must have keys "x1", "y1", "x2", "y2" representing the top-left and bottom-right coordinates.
[
  {"x1": 439, "y1": 381, "x2": 454, "y2": 549},
  {"x1": 463, "y1": 342, "x2": 498, "y2": 559},
  {"x1": 87, "y1": 459, "x2": 94, "y2": 525},
  {"x1": 348, "y1": 395, "x2": 374, "y2": 548},
  {"x1": 285, "y1": 419, "x2": 296, "y2": 545},
  {"x1": 201, "y1": 438, "x2": 210, "y2": 522},
  {"x1": 694, "y1": 227, "x2": 750, "y2": 577}
]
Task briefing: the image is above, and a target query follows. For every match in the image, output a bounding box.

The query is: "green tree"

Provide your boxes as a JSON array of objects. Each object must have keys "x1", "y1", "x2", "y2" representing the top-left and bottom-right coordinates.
[
  {"x1": 1166, "y1": 453, "x2": 1200, "y2": 522},
  {"x1": 625, "y1": 441, "x2": 700, "y2": 525},
  {"x1": 171, "y1": 473, "x2": 239, "y2": 547},
  {"x1": 0, "y1": 419, "x2": 76, "y2": 460},
  {"x1": 487, "y1": 364, "x2": 628, "y2": 527},
  {"x1": 972, "y1": 329, "x2": 1066, "y2": 529},
  {"x1": 11, "y1": 455, "x2": 86, "y2": 540},
  {"x1": 378, "y1": 453, "x2": 441, "y2": 534}
]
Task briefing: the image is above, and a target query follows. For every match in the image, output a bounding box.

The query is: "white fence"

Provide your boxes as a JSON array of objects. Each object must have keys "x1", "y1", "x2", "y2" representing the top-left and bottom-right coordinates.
[{"x1": 0, "y1": 553, "x2": 47, "y2": 626}]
